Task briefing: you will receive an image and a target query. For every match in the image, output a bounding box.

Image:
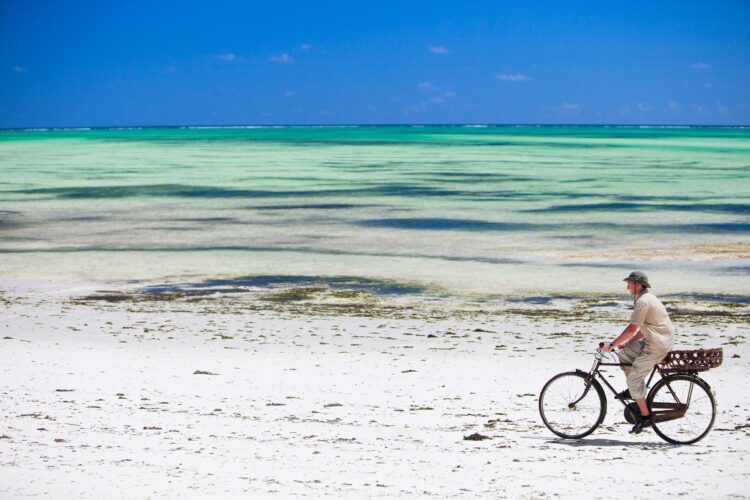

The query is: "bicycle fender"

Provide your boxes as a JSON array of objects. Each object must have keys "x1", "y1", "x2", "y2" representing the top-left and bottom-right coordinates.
[
  {"x1": 694, "y1": 376, "x2": 712, "y2": 390},
  {"x1": 575, "y1": 368, "x2": 599, "y2": 384},
  {"x1": 574, "y1": 369, "x2": 605, "y2": 393}
]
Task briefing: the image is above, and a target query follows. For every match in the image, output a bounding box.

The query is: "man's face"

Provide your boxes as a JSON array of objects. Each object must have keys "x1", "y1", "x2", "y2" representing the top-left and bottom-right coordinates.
[{"x1": 627, "y1": 281, "x2": 638, "y2": 295}]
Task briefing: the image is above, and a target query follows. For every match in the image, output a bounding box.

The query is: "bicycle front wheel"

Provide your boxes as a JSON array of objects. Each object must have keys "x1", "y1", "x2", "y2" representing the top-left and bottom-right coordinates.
[
  {"x1": 539, "y1": 371, "x2": 606, "y2": 439},
  {"x1": 647, "y1": 374, "x2": 716, "y2": 445}
]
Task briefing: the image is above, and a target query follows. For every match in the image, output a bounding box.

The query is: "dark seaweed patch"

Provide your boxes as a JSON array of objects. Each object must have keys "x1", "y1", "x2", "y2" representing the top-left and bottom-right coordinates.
[
  {"x1": 358, "y1": 218, "x2": 750, "y2": 234},
  {"x1": 720, "y1": 266, "x2": 750, "y2": 276},
  {"x1": 678, "y1": 223, "x2": 750, "y2": 233},
  {"x1": 10, "y1": 183, "x2": 461, "y2": 200},
  {"x1": 614, "y1": 194, "x2": 722, "y2": 202},
  {"x1": 58, "y1": 215, "x2": 107, "y2": 222},
  {"x1": 170, "y1": 217, "x2": 238, "y2": 223},
  {"x1": 249, "y1": 203, "x2": 374, "y2": 211},
  {"x1": 358, "y1": 218, "x2": 537, "y2": 231},
  {"x1": 142, "y1": 275, "x2": 427, "y2": 296},
  {"x1": 11, "y1": 183, "x2": 656, "y2": 204},
  {"x1": 507, "y1": 296, "x2": 554, "y2": 305},
  {"x1": 421, "y1": 172, "x2": 537, "y2": 183},
  {"x1": 0, "y1": 211, "x2": 22, "y2": 229},
  {"x1": 664, "y1": 293, "x2": 750, "y2": 305},
  {"x1": 526, "y1": 202, "x2": 750, "y2": 216}
]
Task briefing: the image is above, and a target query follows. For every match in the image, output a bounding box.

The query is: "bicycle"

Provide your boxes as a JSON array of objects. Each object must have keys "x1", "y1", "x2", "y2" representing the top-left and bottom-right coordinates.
[{"x1": 538, "y1": 345, "x2": 723, "y2": 445}]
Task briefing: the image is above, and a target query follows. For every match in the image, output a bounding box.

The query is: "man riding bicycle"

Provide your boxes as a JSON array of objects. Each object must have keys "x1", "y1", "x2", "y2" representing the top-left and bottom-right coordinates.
[{"x1": 601, "y1": 271, "x2": 675, "y2": 434}]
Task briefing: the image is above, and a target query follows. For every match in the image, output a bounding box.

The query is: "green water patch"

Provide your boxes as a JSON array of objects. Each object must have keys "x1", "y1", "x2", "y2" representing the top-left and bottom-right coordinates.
[
  {"x1": 0, "y1": 244, "x2": 523, "y2": 266},
  {"x1": 322, "y1": 161, "x2": 408, "y2": 172},
  {"x1": 3, "y1": 126, "x2": 749, "y2": 157}
]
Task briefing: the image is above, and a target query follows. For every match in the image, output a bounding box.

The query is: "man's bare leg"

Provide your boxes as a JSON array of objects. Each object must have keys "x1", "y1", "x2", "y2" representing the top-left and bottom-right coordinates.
[{"x1": 636, "y1": 398, "x2": 648, "y2": 417}]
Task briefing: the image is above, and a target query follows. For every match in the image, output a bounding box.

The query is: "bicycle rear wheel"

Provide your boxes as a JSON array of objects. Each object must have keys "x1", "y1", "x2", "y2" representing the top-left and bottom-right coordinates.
[
  {"x1": 647, "y1": 374, "x2": 716, "y2": 445},
  {"x1": 539, "y1": 371, "x2": 606, "y2": 439}
]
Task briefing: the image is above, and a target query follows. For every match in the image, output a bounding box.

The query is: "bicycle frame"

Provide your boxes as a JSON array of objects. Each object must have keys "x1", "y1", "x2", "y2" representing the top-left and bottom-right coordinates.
[{"x1": 577, "y1": 349, "x2": 693, "y2": 423}]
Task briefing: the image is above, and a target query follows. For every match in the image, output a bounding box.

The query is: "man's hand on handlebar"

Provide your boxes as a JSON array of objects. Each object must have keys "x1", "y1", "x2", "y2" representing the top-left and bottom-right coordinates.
[{"x1": 599, "y1": 341, "x2": 614, "y2": 353}]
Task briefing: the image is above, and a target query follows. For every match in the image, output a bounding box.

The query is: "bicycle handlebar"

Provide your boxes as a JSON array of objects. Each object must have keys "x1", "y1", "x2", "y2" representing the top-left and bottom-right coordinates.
[{"x1": 595, "y1": 342, "x2": 618, "y2": 362}]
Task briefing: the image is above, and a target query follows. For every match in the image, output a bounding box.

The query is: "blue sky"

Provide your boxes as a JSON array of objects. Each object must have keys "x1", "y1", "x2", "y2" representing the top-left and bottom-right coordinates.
[{"x1": 1, "y1": 0, "x2": 749, "y2": 127}]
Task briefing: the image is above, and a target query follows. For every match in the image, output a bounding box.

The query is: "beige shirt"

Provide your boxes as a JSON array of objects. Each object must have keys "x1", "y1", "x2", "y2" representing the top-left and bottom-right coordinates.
[{"x1": 630, "y1": 291, "x2": 675, "y2": 353}]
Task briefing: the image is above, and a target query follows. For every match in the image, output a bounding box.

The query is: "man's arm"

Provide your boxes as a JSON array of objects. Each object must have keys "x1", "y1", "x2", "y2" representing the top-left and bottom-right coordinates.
[{"x1": 602, "y1": 323, "x2": 641, "y2": 352}]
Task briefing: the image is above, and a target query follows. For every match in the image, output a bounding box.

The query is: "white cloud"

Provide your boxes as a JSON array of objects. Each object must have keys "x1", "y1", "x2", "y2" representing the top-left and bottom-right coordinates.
[
  {"x1": 559, "y1": 102, "x2": 580, "y2": 112},
  {"x1": 637, "y1": 102, "x2": 651, "y2": 112},
  {"x1": 716, "y1": 101, "x2": 728, "y2": 114},
  {"x1": 667, "y1": 101, "x2": 682, "y2": 111},
  {"x1": 299, "y1": 43, "x2": 312, "y2": 51},
  {"x1": 284, "y1": 91, "x2": 295, "y2": 97},
  {"x1": 427, "y1": 44, "x2": 448, "y2": 54},
  {"x1": 429, "y1": 91, "x2": 456, "y2": 105},
  {"x1": 692, "y1": 62, "x2": 711, "y2": 70},
  {"x1": 418, "y1": 81, "x2": 436, "y2": 90},
  {"x1": 12, "y1": 65, "x2": 27, "y2": 72},
  {"x1": 271, "y1": 53, "x2": 294, "y2": 63},
  {"x1": 216, "y1": 53, "x2": 236, "y2": 61},
  {"x1": 496, "y1": 73, "x2": 531, "y2": 82}
]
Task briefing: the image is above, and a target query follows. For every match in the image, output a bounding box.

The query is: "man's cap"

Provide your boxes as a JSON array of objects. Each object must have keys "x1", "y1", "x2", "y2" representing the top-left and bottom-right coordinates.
[{"x1": 623, "y1": 271, "x2": 650, "y2": 288}]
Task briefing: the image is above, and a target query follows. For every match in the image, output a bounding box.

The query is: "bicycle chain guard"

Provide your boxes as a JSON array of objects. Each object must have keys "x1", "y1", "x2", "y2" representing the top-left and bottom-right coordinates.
[{"x1": 624, "y1": 402, "x2": 640, "y2": 424}]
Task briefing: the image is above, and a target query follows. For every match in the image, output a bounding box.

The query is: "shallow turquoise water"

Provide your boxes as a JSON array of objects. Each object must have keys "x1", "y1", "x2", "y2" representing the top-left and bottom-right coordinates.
[{"x1": 1, "y1": 126, "x2": 749, "y2": 298}]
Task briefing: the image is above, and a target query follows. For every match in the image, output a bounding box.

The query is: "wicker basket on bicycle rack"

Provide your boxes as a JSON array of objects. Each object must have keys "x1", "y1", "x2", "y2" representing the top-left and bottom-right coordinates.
[{"x1": 660, "y1": 348, "x2": 723, "y2": 372}]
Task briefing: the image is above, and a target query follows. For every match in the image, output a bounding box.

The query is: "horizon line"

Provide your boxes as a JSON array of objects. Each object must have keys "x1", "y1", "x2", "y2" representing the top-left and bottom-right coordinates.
[{"x1": 2, "y1": 122, "x2": 750, "y2": 132}]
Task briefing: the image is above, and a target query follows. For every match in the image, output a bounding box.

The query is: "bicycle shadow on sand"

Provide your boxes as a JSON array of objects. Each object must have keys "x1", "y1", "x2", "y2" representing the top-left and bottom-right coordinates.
[{"x1": 537, "y1": 436, "x2": 678, "y2": 449}]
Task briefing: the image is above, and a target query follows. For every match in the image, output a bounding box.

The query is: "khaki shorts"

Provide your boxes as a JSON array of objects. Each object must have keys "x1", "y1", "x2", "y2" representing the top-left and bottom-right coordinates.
[{"x1": 616, "y1": 340, "x2": 669, "y2": 400}]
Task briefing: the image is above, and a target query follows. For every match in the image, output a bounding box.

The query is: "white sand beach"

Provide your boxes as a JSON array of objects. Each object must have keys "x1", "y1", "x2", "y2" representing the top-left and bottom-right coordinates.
[{"x1": 1, "y1": 279, "x2": 748, "y2": 499}]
